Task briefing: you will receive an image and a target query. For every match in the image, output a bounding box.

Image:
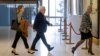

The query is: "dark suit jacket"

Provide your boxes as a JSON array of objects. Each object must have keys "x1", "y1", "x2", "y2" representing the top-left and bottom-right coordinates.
[{"x1": 33, "y1": 12, "x2": 50, "y2": 33}]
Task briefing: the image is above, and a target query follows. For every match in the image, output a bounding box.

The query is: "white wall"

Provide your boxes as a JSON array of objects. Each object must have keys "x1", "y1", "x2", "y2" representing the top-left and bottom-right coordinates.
[
  {"x1": 67, "y1": 15, "x2": 82, "y2": 42},
  {"x1": 91, "y1": 0, "x2": 98, "y2": 37},
  {"x1": 67, "y1": 15, "x2": 82, "y2": 34}
]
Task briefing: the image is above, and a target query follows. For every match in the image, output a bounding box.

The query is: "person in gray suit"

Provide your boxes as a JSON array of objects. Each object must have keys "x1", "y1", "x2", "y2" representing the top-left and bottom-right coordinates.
[{"x1": 72, "y1": 6, "x2": 94, "y2": 55}]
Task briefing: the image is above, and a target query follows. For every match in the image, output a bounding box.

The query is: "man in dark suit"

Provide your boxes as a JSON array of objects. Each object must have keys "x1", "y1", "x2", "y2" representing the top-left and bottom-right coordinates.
[{"x1": 30, "y1": 6, "x2": 54, "y2": 53}]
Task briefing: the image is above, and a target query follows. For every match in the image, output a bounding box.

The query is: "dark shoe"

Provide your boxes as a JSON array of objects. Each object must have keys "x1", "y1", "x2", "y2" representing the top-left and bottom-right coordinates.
[
  {"x1": 33, "y1": 49, "x2": 38, "y2": 51},
  {"x1": 72, "y1": 47, "x2": 75, "y2": 54},
  {"x1": 11, "y1": 51, "x2": 19, "y2": 55},
  {"x1": 88, "y1": 51, "x2": 95, "y2": 55},
  {"x1": 28, "y1": 51, "x2": 34, "y2": 54},
  {"x1": 48, "y1": 47, "x2": 54, "y2": 51}
]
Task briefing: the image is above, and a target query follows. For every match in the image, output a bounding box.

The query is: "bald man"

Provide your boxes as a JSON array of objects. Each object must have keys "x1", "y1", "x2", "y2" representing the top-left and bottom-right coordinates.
[{"x1": 30, "y1": 6, "x2": 54, "y2": 53}]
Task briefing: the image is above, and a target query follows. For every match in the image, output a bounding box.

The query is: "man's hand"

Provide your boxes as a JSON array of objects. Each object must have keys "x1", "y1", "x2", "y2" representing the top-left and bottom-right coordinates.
[{"x1": 49, "y1": 23, "x2": 53, "y2": 26}]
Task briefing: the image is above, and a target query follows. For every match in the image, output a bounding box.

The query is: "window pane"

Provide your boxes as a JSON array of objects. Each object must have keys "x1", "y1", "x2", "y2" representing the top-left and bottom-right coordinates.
[
  {"x1": 49, "y1": 0, "x2": 56, "y2": 16},
  {"x1": 72, "y1": 0, "x2": 77, "y2": 15},
  {"x1": 56, "y1": 0, "x2": 64, "y2": 17},
  {"x1": 42, "y1": 0, "x2": 48, "y2": 16}
]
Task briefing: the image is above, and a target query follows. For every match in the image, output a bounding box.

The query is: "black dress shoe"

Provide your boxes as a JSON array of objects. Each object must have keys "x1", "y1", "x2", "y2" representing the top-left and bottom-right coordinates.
[
  {"x1": 72, "y1": 47, "x2": 75, "y2": 54},
  {"x1": 11, "y1": 51, "x2": 19, "y2": 55},
  {"x1": 28, "y1": 51, "x2": 34, "y2": 54},
  {"x1": 33, "y1": 49, "x2": 38, "y2": 51},
  {"x1": 48, "y1": 47, "x2": 54, "y2": 51}
]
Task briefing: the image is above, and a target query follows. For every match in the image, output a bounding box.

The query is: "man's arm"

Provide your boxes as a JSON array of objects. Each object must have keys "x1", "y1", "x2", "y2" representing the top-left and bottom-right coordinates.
[{"x1": 46, "y1": 20, "x2": 53, "y2": 26}]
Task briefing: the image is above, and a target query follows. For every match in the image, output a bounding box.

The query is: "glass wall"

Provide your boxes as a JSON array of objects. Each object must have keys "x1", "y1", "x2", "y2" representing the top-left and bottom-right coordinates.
[
  {"x1": 42, "y1": 0, "x2": 64, "y2": 17},
  {"x1": 42, "y1": 0, "x2": 83, "y2": 26},
  {"x1": 0, "y1": 3, "x2": 37, "y2": 26},
  {"x1": 68, "y1": 0, "x2": 83, "y2": 15},
  {"x1": 42, "y1": 0, "x2": 64, "y2": 26},
  {"x1": 0, "y1": 4, "x2": 10, "y2": 26}
]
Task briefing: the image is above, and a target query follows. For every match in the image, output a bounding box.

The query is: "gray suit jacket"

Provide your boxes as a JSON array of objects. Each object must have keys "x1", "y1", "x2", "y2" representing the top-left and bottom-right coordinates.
[{"x1": 79, "y1": 13, "x2": 92, "y2": 33}]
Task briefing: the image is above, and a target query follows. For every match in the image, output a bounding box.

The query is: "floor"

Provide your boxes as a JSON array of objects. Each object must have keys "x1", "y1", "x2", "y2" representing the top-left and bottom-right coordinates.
[{"x1": 0, "y1": 26, "x2": 100, "y2": 56}]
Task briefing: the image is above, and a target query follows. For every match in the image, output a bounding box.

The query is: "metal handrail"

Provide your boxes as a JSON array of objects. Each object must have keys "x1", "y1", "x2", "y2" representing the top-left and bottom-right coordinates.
[{"x1": 46, "y1": 16, "x2": 64, "y2": 26}]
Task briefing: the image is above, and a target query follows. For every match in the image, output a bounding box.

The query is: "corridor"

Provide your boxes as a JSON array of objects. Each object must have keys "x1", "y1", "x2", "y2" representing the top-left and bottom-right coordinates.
[{"x1": 0, "y1": 26, "x2": 100, "y2": 56}]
